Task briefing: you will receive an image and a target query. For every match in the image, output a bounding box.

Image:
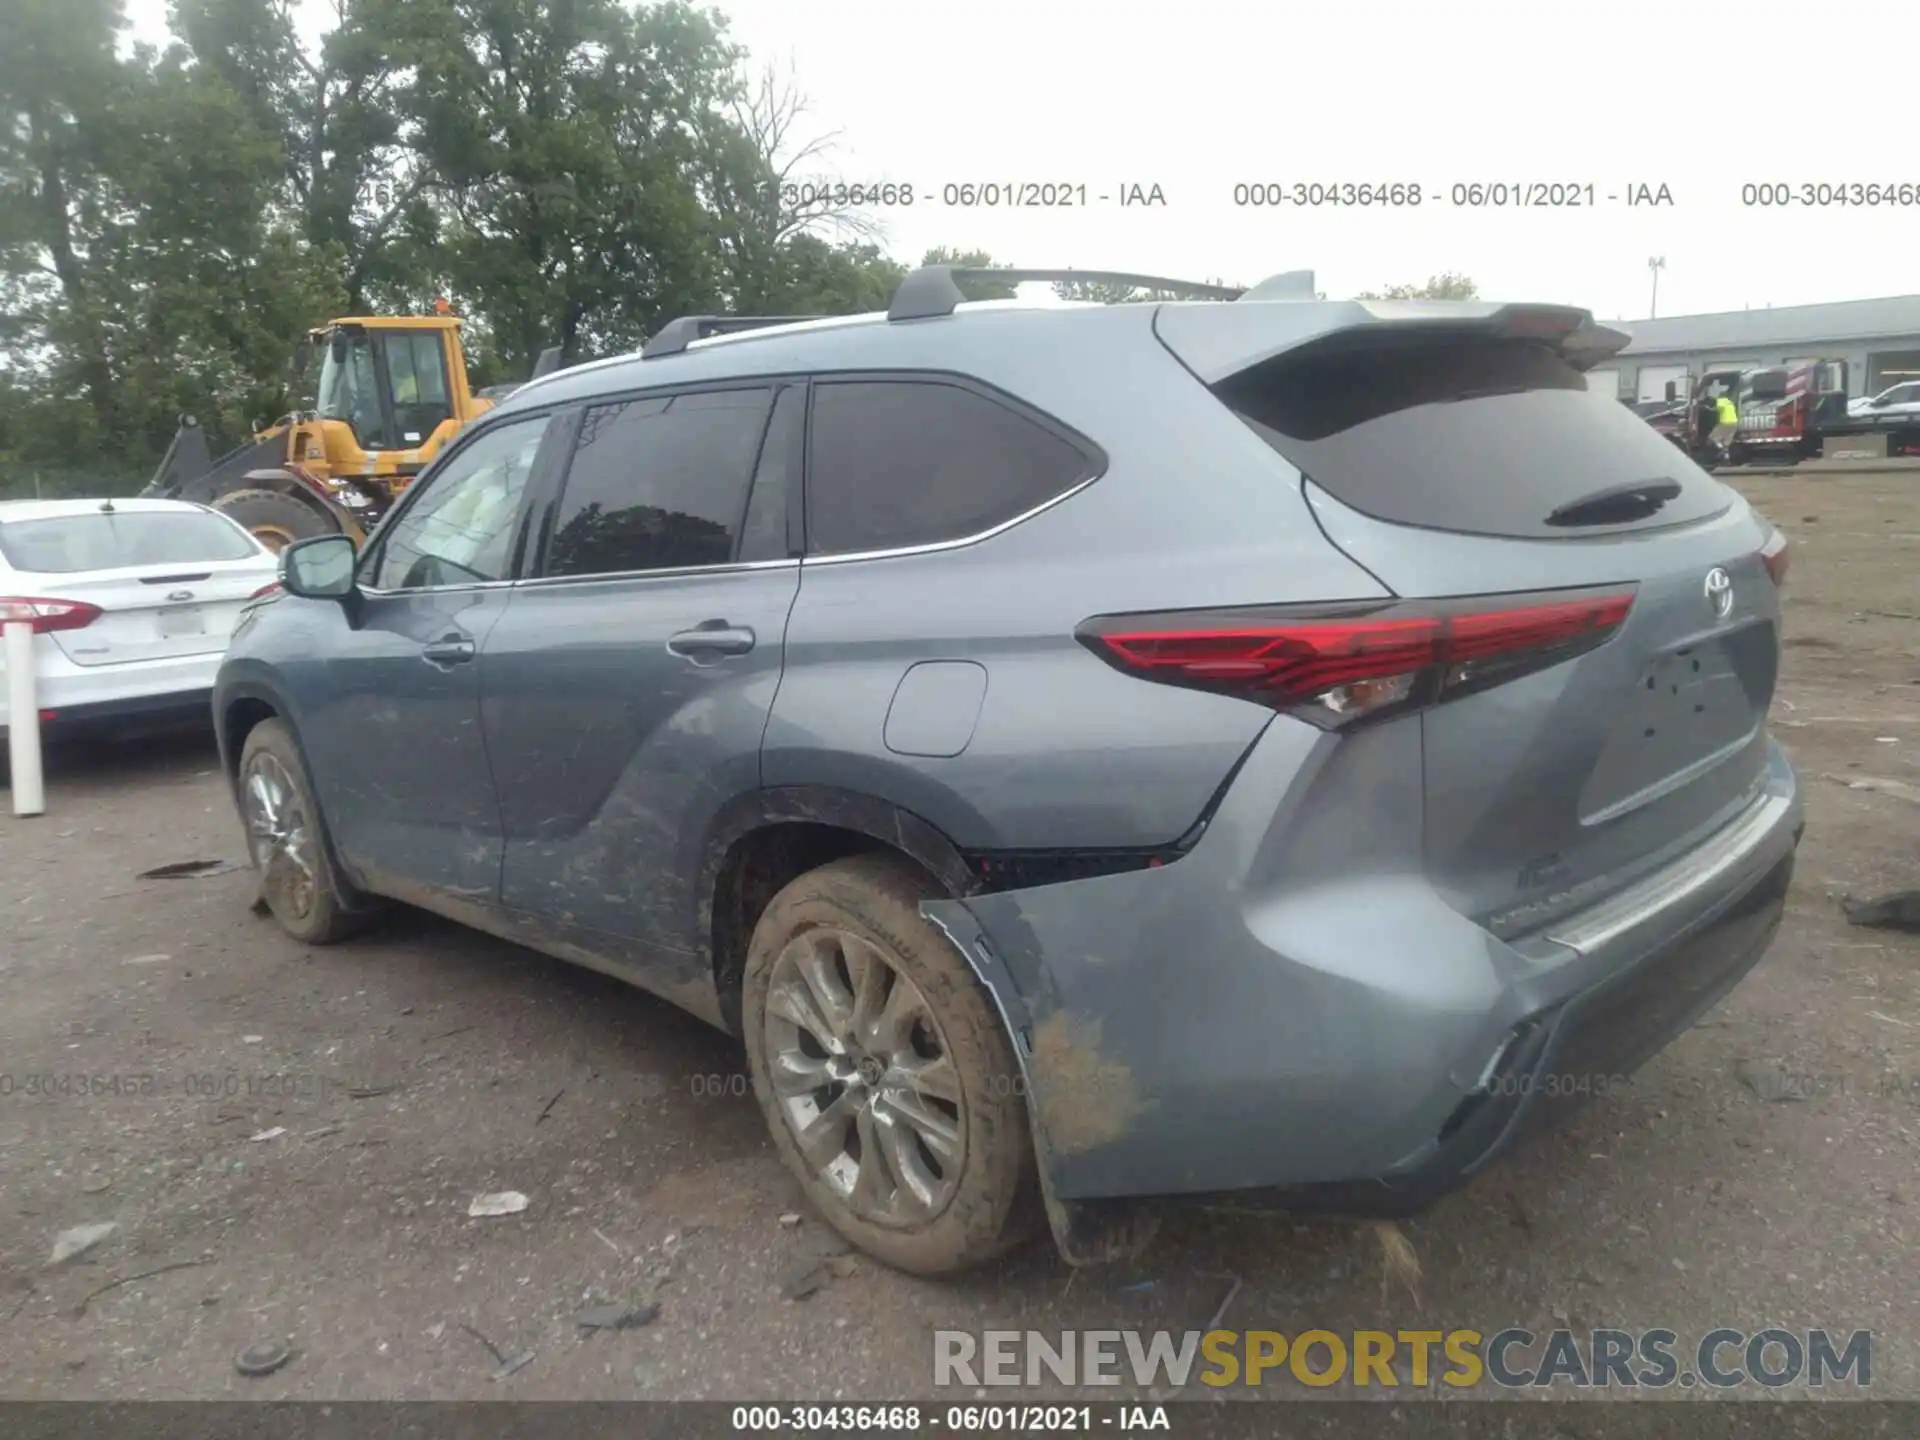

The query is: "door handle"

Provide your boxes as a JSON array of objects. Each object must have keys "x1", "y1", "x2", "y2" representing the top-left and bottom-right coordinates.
[
  {"x1": 421, "y1": 634, "x2": 476, "y2": 667},
  {"x1": 666, "y1": 622, "x2": 756, "y2": 658}
]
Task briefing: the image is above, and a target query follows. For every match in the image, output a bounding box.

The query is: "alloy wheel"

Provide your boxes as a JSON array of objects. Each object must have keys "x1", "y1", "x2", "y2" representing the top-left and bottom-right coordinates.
[
  {"x1": 244, "y1": 753, "x2": 317, "y2": 920},
  {"x1": 762, "y1": 927, "x2": 967, "y2": 1228}
]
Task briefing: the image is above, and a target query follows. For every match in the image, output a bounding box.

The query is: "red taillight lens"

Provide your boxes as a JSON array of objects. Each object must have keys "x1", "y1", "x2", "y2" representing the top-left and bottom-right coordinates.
[
  {"x1": 1759, "y1": 527, "x2": 1790, "y2": 586},
  {"x1": 0, "y1": 597, "x2": 102, "y2": 634},
  {"x1": 250, "y1": 582, "x2": 282, "y2": 600},
  {"x1": 1078, "y1": 586, "x2": 1637, "y2": 728}
]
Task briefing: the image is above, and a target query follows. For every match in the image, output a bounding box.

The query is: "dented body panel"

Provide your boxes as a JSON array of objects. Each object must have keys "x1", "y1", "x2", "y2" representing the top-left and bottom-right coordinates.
[{"x1": 923, "y1": 721, "x2": 1801, "y2": 1206}]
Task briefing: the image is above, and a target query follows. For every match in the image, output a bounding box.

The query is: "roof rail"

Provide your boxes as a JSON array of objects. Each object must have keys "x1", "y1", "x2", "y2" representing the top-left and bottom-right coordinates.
[
  {"x1": 887, "y1": 267, "x2": 1246, "y2": 322},
  {"x1": 642, "y1": 314, "x2": 828, "y2": 360}
]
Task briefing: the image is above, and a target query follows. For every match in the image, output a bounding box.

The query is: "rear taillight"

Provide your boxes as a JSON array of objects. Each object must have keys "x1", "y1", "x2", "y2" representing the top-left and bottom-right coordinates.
[
  {"x1": 1759, "y1": 526, "x2": 1790, "y2": 585},
  {"x1": 0, "y1": 597, "x2": 102, "y2": 634},
  {"x1": 250, "y1": 582, "x2": 282, "y2": 600},
  {"x1": 1078, "y1": 586, "x2": 1637, "y2": 728}
]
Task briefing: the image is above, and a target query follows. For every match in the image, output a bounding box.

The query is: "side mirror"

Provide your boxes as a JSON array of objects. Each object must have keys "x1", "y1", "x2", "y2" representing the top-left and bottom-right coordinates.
[
  {"x1": 329, "y1": 332, "x2": 349, "y2": 364},
  {"x1": 281, "y1": 534, "x2": 357, "y2": 600}
]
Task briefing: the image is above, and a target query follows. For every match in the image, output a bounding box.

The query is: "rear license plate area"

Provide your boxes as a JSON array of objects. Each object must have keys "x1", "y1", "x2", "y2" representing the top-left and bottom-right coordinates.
[{"x1": 156, "y1": 605, "x2": 206, "y2": 638}]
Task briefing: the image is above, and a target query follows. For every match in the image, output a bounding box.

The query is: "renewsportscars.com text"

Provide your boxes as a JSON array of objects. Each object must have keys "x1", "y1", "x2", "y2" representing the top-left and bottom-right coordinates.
[{"x1": 934, "y1": 1328, "x2": 1872, "y2": 1390}]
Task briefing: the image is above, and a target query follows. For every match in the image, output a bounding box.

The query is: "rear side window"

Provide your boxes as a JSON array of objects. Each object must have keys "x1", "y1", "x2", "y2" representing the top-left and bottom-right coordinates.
[
  {"x1": 0, "y1": 510, "x2": 258, "y2": 573},
  {"x1": 806, "y1": 380, "x2": 1095, "y2": 555},
  {"x1": 547, "y1": 388, "x2": 773, "y2": 577},
  {"x1": 1216, "y1": 339, "x2": 1732, "y2": 539}
]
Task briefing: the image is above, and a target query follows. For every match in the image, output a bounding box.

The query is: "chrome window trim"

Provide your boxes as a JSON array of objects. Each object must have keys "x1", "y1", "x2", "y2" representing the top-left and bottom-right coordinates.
[
  {"x1": 513, "y1": 556, "x2": 801, "y2": 591},
  {"x1": 356, "y1": 578, "x2": 519, "y2": 599},
  {"x1": 800, "y1": 471, "x2": 1101, "y2": 567}
]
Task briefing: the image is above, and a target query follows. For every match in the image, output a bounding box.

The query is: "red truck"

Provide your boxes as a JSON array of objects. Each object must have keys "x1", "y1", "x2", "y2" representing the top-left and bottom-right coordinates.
[{"x1": 1648, "y1": 360, "x2": 1849, "y2": 466}]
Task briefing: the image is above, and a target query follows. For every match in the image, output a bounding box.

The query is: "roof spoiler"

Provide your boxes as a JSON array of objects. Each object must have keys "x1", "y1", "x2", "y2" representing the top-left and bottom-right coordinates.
[{"x1": 1155, "y1": 300, "x2": 1631, "y2": 382}]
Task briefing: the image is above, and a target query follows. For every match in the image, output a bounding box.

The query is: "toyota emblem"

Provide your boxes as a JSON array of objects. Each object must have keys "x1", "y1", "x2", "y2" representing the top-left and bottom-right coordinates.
[{"x1": 1703, "y1": 567, "x2": 1733, "y2": 620}]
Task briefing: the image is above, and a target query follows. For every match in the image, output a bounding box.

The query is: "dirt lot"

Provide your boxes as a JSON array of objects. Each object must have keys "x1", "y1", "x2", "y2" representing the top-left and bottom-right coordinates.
[{"x1": 0, "y1": 470, "x2": 1915, "y2": 1403}]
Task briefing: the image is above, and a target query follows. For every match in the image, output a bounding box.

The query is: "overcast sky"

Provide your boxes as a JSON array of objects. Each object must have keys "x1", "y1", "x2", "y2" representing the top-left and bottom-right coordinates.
[{"x1": 125, "y1": 0, "x2": 1920, "y2": 323}]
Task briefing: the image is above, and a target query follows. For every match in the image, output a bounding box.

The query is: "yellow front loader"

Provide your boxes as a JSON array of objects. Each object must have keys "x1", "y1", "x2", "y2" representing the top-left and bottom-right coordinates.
[{"x1": 145, "y1": 311, "x2": 561, "y2": 551}]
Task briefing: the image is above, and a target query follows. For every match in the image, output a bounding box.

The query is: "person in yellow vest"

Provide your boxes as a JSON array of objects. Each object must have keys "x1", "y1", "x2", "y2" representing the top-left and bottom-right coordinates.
[{"x1": 1708, "y1": 388, "x2": 1740, "y2": 458}]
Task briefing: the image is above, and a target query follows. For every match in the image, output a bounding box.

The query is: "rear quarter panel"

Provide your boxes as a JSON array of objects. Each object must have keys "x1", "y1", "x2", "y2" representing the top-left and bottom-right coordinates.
[{"x1": 761, "y1": 306, "x2": 1392, "y2": 850}]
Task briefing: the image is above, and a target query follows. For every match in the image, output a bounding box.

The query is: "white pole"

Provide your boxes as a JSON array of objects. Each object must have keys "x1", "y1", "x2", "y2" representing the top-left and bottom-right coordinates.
[{"x1": 5, "y1": 619, "x2": 45, "y2": 817}]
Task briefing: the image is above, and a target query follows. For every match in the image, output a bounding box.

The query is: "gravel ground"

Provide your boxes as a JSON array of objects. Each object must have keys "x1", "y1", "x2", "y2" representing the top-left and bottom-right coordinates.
[{"x1": 0, "y1": 469, "x2": 1915, "y2": 1403}]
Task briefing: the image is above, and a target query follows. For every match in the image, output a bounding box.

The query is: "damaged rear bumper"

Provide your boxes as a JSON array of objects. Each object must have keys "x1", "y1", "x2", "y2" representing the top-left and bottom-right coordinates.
[{"x1": 921, "y1": 724, "x2": 1801, "y2": 1222}]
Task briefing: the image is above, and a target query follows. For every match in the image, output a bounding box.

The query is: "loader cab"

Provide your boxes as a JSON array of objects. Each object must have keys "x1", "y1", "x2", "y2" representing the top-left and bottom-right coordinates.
[{"x1": 309, "y1": 316, "x2": 485, "y2": 468}]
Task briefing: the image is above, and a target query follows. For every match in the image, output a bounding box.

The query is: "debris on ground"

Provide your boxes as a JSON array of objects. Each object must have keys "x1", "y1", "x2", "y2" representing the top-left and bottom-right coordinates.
[
  {"x1": 136, "y1": 859, "x2": 241, "y2": 880},
  {"x1": 778, "y1": 1212, "x2": 802, "y2": 1228},
  {"x1": 1841, "y1": 889, "x2": 1920, "y2": 932},
  {"x1": 79, "y1": 1175, "x2": 111, "y2": 1196},
  {"x1": 1506, "y1": 1191, "x2": 1532, "y2": 1233},
  {"x1": 124, "y1": 953, "x2": 171, "y2": 966},
  {"x1": 1369, "y1": 1220, "x2": 1422, "y2": 1303},
  {"x1": 48, "y1": 1223, "x2": 116, "y2": 1266},
  {"x1": 574, "y1": 1300, "x2": 660, "y2": 1332},
  {"x1": 1735, "y1": 1061, "x2": 1810, "y2": 1102},
  {"x1": 1200, "y1": 1272, "x2": 1242, "y2": 1332},
  {"x1": 72, "y1": 1258, "x2": 214, "y2": 1318},
  {"x1": 234, "y1": 1340, "x2": 293, "y2": 1378},
  {"x1": 491, "y1": 1351, "x2": 536, "y2": 1381},
  {"x1": 457, "y1": 1321, "x2": 534, "y2": 1381},
  {"x1": 779, "y1": 1259, "x2": 828, "y2": 1301},
  {"x1": 1824, "y1": 772, "x2": 1920, "y2": 805},
  {"x1": 248, "y1": 1128, "x2": 286, "y2": 1143},
  {"x1": 467, "y1": 1191, "x2": 529, "y2": 1218}
]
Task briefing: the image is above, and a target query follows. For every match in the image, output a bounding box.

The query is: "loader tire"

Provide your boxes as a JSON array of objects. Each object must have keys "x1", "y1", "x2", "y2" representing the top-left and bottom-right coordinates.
[{"x1": 216, "y1": 488, "x2": 335, "y2": 554}]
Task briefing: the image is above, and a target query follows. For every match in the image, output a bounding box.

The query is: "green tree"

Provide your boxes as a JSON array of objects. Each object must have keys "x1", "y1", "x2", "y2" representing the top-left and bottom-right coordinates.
[
  {"x1": 166, "y1": 0, "x2": 424, "y2": 308},
  {"x1": 1357, "y1": 272, "x2": 1478, "y2": 301},
  {"x1": 383, "y1": 0, "x2": 758, "y2": 371},
  {"x1": 2, "y1": 0, "x2": 346, "y2": 492}
]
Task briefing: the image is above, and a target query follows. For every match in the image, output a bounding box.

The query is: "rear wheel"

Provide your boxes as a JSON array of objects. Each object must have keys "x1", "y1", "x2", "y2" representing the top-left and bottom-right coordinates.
[
  {"x1": 238, "y1": 719, "x2": 360, "y2": 944},
  {"x1": 214, "y1": 488, "x2": 335, "y2": 554},
  {"x1": 741, "y1": 854, "x2": 1039, "y2": 1275}
]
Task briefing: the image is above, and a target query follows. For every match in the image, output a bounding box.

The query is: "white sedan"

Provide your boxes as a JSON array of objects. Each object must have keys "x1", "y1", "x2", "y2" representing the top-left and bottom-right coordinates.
[
  {"x1": 0, "y1": 496, "x2": 280, "y2": 742},
  {"x1": 1847, "y1": 381, "x2": 1920, "y2": 417}
]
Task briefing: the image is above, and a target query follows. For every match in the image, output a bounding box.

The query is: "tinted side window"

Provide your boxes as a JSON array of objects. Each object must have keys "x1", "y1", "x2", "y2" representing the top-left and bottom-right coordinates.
[
  {"x1": 806, "y1": 381, "x2": 1094, "y2": 556},
  {"x1": 370, "y1": 416, "x2": 548, "y2": 590},
  {"x1": 738, "y1": 386, "x2": 802, "y2": 563},
  {"x1": 547, "y1": 388, "x2": 773, "y2": 577}
]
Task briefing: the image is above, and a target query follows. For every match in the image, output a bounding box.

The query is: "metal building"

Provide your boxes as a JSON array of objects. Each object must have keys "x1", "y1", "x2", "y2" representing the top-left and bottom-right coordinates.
[{"x1": 1587, "y1": 295, "x2": 1920, "y2": 405}]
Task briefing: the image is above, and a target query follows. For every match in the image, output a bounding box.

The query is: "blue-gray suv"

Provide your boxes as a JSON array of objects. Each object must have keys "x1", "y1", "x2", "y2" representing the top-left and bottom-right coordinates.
[{"x1": 216, "y1": 265, "x2": 1803, "y2": 1275}]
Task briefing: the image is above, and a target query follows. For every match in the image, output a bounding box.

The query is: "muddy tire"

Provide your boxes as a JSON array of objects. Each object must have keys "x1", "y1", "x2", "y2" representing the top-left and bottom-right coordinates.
[
  {"x1": 236, "y1": 718, "x2": 362, "y2": 944},
  {"x1": 742, "y1": 853, "x2": 1040, "y2": 1276},
  {"x1": 215, "y1": 488, "x2": 335, "y2": 554}
]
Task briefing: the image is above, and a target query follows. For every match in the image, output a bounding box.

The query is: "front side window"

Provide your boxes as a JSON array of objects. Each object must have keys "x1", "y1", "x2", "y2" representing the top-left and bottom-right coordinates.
[
  {"x1": 370, "y1": 417, "x2": 548, "y2": 590},
  {"x1": 316, "y1": 332, "x2": 390, "y2": 449},
  {"x1": 545, "y1": 387, "x2": 773, "y2": 578}
]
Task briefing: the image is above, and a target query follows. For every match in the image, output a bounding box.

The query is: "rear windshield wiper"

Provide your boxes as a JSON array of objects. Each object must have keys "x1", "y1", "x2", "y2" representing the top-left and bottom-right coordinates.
[{"x1": 1544, "y1": 478, "x2": 1683, "y2": 528}]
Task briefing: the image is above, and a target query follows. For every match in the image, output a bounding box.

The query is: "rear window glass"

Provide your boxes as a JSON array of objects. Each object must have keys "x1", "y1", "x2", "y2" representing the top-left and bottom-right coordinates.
[
  {"x1": 0, "y1": 510, "x2": 258, "y2": 573},
  {"x1": 1216, "y1": 339, "x2": 1732, "y2": 539}
]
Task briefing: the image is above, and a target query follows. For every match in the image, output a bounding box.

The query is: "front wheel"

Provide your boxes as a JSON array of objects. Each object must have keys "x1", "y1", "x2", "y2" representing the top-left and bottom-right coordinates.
[
  {"x1": 742, "y1": 854, "x2": 1040, "y2": 1275},
  {"x1": 237, "y1": 719, "x2": 362, "y2": 944}
]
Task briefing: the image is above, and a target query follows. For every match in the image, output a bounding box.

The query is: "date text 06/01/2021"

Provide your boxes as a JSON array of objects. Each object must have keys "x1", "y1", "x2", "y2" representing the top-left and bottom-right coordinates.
[
  {"x1": 1229, "y1": 181, "x2": 1675, "y2": 208},
  {"x1": 773, "y1": 181, "x2": 1167, "y2": 208},
  {"x1": 728, "y1": 1404, "x2": 1170, "y2": 1432}
]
